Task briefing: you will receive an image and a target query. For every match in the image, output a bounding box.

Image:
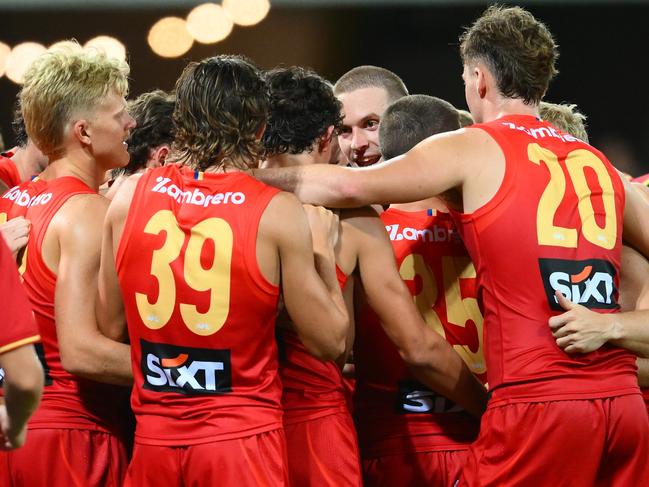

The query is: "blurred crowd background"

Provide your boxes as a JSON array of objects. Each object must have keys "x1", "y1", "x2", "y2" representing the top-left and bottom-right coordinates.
[{"x1": 1, "y1": 0, "x2": 647, "y2": 175}]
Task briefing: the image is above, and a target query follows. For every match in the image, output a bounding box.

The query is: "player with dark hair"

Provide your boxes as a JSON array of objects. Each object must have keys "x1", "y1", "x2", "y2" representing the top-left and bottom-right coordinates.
[
  {"x1": 356, "y1": 94, "x2": 484, "y2": 486},
  {"x1": 264, "y1": 69, "x2": 487, "y2": 486},
  {"x1": 97, "y1": 55, "x2": 349, "y2": 486},
  {"x1": 263, "y1": 66, "x2": 342, "y2": 161},
  {"x1": 0, "y1": 105, "x2": 48, "y2": 195},
  {"x1": 334, "y1": 66, "x2": 408, "y2": 167},
  {"x1": 105, "y1": 90, "x2": 175, "y2": 199},
  {"x1": 254, "y1": 6, "x2": 649, "y2": 484}
]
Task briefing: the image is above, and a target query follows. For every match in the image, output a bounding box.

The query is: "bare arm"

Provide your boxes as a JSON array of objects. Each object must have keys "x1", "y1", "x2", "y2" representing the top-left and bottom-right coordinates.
[
  {"x1": 261, "y1": 193, "x2": 348, "y2": 361},
  {"x1": 0, "y1": 345, "x2": 44, "y2": 449},
  {"x1": 638, "y1": 357, "x2": 649, "y2": 388},
  {"x1": 54, "y1": 194, "x2": 132, "y2": 385},
  {"x1": 96, "y1": 175, "x2": 140, "y2": 342},
  {"x1": 343, "y1": 208, "x2": 487, "y2": 416},
  {"x1": 253, "y1": 129, "x2": 481, "y2": 208}
]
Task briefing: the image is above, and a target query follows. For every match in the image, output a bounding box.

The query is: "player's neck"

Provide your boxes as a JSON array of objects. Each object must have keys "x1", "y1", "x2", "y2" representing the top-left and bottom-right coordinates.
[
  {"x1": 390, "y1": 196, "x2": 448, "y2": 214},
  {"x1": 484, "y1": 97, "x2": 540, "y2": 123},
  {"x1": 41, "y1": 149, "x2": 105, "y2": 191},
  {"x1": 262, "y1": 152, "x2": 318, "y2": 169},
  {"x1": 202, "y1": 156, "x2": 253, "y2": 175}
]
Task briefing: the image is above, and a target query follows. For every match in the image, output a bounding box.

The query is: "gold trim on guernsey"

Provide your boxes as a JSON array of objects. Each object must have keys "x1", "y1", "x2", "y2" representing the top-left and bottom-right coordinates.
[{"x1": 0, "y1": 335, "x2": 41, "y2": 355}]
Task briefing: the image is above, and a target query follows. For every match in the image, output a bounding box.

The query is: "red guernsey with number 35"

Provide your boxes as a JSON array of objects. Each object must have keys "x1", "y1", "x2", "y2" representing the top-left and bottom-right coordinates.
[
  {"x1": 355, "y1": 208, "x2": 485, "y2": 458},
  {"x1": 116, "y1": 165, "x2": 281, "y2": 446},
  {"x1": 452, "y1": 115, "x2": 637, "y2": 404}
]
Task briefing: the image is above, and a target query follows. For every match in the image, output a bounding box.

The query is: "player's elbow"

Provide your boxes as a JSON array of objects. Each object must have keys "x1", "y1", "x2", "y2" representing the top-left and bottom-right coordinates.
[{"x1": 4, "y1": 359, "x2": 44, "y2": 402}]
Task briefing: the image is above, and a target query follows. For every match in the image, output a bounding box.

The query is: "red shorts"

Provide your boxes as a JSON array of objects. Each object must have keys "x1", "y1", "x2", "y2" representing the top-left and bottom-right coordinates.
[
  {"x1": 124, "y1": 428, "x2": 288, "y2": 487},
  {"x1": 285, "y1": 411, "x2": 362, "y2": 487},
  {"x1": 0, "y1": 428, "x2": 127, "y2": 487},
  {"x1": 363, "y1": 449, "x2": 468, "y2": 487},
  {"x1": 459, "y1": 394, "x2": 649, "y2": 486}
]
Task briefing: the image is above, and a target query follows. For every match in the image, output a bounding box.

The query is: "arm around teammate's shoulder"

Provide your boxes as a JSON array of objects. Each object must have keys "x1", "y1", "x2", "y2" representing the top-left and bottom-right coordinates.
[
  {"x1": 54, "y1": 193, "x2": 132, "y2": 385},
  {"x1": 261, "y1": 191, "x2": 348, "y2": 362}
]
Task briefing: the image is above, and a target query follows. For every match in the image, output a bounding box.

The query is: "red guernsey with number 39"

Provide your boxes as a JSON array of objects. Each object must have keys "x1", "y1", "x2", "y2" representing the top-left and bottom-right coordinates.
[{"x1": 116, "y1": 164, "x2": 281, "y2": 446}]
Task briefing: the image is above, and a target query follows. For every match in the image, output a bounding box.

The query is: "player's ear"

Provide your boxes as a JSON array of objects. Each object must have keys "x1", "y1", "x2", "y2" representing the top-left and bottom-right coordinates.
[
  {"x1": 255, "y1": 122, "x2": 266, "y2": 141},
  {"x1": 148, "y1": 145, "x2": 170, "y2": 168},
  {"x1": 318, "y1": 126, "x2": 336, "y2": 154},
  {"x1": 73, "y1": 119, "x2": 92, "y2": 146},
  {"x1": 475, "y1": 64, "x2": 489, "y2": 99}
]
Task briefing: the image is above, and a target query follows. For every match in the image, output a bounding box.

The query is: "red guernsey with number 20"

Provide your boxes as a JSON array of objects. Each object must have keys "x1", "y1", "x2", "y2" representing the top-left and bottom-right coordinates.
[
  {"x1": 452, "y1": 115, "x2": 637, "y2": 405},
  {"x1": 117, "y1": 165, "x2": 281, "y2": 446}
]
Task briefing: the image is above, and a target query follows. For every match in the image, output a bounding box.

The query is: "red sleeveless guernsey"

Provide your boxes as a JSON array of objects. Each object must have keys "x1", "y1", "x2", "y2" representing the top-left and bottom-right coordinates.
[
  {"x1": 450, "y1": 114, "x2": 637, "y2": 406},
  {"x1": 278, "y1": 267, "x2": 349, "y2": 424},
  {"x1": 116, "y1": 165, "x2": 282, "y2": 446},
  {"x1": 1, "y1": 176, "x2": 49, "y2": 221},
  {"x1": 355, "y1": 208, "x2": 484, "y2": 457},
  {"x1": 21, "y1": 176, "x2": 127, "y2": 433}
]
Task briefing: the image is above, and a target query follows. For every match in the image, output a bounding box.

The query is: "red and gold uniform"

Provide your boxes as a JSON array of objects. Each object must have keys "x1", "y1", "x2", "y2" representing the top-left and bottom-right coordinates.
[
  {"x1": 279, "y1": 267, "x2": 362, "y2": 487},
  {"x1": 0, "y1": 176, "x2": 129, "y2": 487},
  {"x1": 355, "y1": 208, "x2": 484, "y2": 487},
  {"x1": 632, "y1": 173, "x2": 649, "y2": 186},
  {"x1": 117, "y1": 165, "x2": 287, "y2": 486},
  {"x1": 454, "y1": 115, "x2": 648, "y2": 486},
  {"x1": 0, "y1": 176, "x2": 48, "y2": 222},
  {"x1": 0, "y1": 152, "x2": 20, "y2": 190},
  {"x1": 0, "y1": 237, "x2": 40, "y2": 355}
]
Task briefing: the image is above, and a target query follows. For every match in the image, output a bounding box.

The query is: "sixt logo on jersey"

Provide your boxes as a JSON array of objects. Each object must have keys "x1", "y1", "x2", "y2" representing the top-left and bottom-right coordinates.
[
  {"x1": 396, "y1": 381, "x2": 463, "y2": 414},
  {"x1": 539, "y1": 258, "x2": 618, "y2": 311},
  {"x1": 385, "y1": 224, "x2": 461, "y2": 243},
  {"x1": 151, "y1": 177, "x2": 246, "y2": 207},
  {"x1": 141, "y1": 339, "x2": 232, "y2": 395}
]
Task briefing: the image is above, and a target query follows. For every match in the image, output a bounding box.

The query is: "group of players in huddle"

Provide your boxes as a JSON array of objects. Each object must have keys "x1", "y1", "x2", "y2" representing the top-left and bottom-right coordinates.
[{"x1": 1, "y1": 5, "x2": 649, "y2": 486}]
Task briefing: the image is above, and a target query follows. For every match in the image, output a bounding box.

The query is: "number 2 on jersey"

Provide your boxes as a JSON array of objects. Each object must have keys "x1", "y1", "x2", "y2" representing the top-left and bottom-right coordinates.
[
  {"x1": 400, "y1": 254, "x2": 485, "y2": 375},
  {"x1": 528, "y1": 143, "x2": 617, "y2": 250},
  {"x1": 136, "y1": 209, "x2": 233, "y2": 336}
]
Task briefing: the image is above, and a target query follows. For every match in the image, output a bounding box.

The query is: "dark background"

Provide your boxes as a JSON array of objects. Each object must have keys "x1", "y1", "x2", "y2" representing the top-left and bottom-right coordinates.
[{"x1": 0, "y1": 2, "x2": 646, "y2": 174}]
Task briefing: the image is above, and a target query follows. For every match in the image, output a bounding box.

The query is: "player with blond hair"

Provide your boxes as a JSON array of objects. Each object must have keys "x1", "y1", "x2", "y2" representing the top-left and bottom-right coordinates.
[{"x1": 0, "y1": 42, "x2": 134, "y2": 486}]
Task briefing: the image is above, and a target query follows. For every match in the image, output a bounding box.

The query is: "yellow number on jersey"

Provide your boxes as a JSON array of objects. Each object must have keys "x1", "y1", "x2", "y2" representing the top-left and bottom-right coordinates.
[
  {"x1": 442, "y1": 256, "x2": 485, "y2": 374},
  {"x1": 529, "y1": 143, "x2": 617, "y2": 250},
  {"x1": 136, "y1": 210, "x2": 233, "y2": 335},
  {"x1": 0, "y1": 212, "x2": 6, "y2": 225},
  {"x1": 399, "y1": 254, "x2": 485, "y2": 375}
]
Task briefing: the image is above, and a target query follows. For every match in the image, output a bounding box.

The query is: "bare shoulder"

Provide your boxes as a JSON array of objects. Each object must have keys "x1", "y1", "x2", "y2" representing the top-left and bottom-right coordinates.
[
  {"x1": 107, "y1": 173, "x2": 143, "y2": 222},
  {"x1": 340, "y1": 206, "x2": 384, "y2": 235},
  {"x1": 260, "y1": 191, "x2": 305, "y2": 238}
]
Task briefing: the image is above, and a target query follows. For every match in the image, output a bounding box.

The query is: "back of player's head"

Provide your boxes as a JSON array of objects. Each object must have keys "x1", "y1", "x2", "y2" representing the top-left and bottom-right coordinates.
[
  {"x1": 19, "y1": 40, "x2": 130, "y2": 158},
  {"x1": 539, "y1": 101, "x2": 589, "y2": 143},
  {"x1": 11, "y1": 102, "x2": 28, "y2": 148},
  {"x1": 263, "y1": 66, "x2": 343, "y2": 157},
  {"x1": 459, "y1": 5, "x2": 558, "y2": 105},
  {"x1": 119, "y1": 90, "x2": 175, "y2": 176},
  {"x1": 457, "y1": 109, "x2": 474, "y2": 128},
  {"x1": 173, "y1": 55, "x2": 268, "y2": 171},
  {"x1": 379, "y1": 95, "x2": 460, "y2": 160},
  {"x1": 334, "y1": 66, "x2": 408, "y2": 104}
]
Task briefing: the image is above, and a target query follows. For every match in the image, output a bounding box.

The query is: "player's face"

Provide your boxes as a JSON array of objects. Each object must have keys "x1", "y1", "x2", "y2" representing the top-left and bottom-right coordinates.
[
  {"x1": 337, "y1": 86, "x2": 390, "y2": 167},
  {"x1": 87, "y1": 91, "x2": 136, "y2": 170}
]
